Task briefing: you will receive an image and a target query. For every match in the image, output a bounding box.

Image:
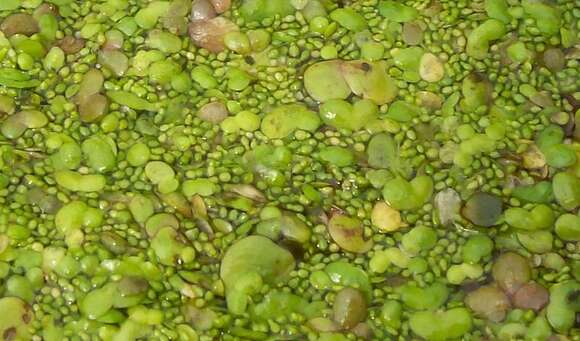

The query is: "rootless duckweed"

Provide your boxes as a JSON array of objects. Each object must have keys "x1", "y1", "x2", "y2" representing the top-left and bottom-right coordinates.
[{"x1": 0, "y1": 0, "x2": 578, "y2": 340}]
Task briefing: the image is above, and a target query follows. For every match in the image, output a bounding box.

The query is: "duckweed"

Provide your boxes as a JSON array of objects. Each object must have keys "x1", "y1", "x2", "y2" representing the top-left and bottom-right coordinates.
[{"x1": 0, "y1": 0, "x2": 577, "y2": 340}]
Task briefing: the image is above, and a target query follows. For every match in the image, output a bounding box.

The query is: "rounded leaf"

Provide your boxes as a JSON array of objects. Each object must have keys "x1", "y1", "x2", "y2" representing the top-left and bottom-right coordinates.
[
  {"x1": 328, "y1": 215, "x2": 373, "y2": 253},
  {"x1": 492, "y1": 252, "x2": 531, "y2": 295},
  {"x1": 465, "y1": 285, "x2": 510, "y2": 322},
  {"x1": 462, "y1": 192, "x2": 502, "y2": 227},
  {"x1": 304, "y1": 61, "x2": 351, "y2": 102},
  {"x1": 220, "y1": 236, "x2": 295, "y2": 290},
  {"x1": 0, "y1": 297, "x2": 33, "y2": 341}
]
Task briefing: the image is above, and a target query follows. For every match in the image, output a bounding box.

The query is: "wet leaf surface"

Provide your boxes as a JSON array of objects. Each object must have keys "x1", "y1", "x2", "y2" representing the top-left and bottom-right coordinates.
[{"x1": 462, "y1": 192, "x2": 503, "y2": 227}]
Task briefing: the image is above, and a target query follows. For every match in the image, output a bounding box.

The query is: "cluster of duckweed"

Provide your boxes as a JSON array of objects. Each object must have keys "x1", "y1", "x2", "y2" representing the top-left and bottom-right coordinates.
[{"x1": 0, "y1": 0, "x2": 578, "y2": 340}]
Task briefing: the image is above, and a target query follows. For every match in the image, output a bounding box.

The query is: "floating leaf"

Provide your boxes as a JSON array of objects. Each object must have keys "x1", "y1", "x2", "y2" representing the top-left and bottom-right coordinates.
[
  {"x1": 304, "y1": 60, "x2": 350, "y2": 102},
  {"x1": 220, "y1": 236, "x2": 295, "y2": 290},
  {"x1": 327, "y1": 215, "x2": 373, "y2": 253},
  {"x1": 512, "y1": 281, "x2": 549, "y2": 311},
  {"x1": 462, "y1": 192, "x2": 502, "y2": 227},
  {"x1": 260, "y1": 104, "x2": 320, "y2": 139},
  {"x1": 435, "y1": 188, "x2": 462, "y2": 226},
  {"x1": 465, "y1": 285, "x2": 510, "y2": 322},
  {"x1": 367, "y1": 133, "x2": 397, "y2": 169},
  {"x1": 0, "y1": 297, "x2": 33, "y2": 341},
  {"x1": 371, "y1": 201, "x2": 402, "y2": 232},
  {"x1": 409, "y1": 308, "x2": 472, "y2": 341},
  {"x1": 492, "y1": 252, "x2": 531, "y2": 295},
  {"x1": 0, "y1": 68, "x2": 40, "y2": 88},
  {"x1": 419, "y1": 53, "x2": 444, "y2": 82},
  {"x1": 333, "y1": 287, "x2": 367, "y2": 329},
  {"x1": 341, "y1": 61, "x2": 397, "y2": 104},
  {"x1": 382, "y1": 176, "x2": 433, "y2": 211}
]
